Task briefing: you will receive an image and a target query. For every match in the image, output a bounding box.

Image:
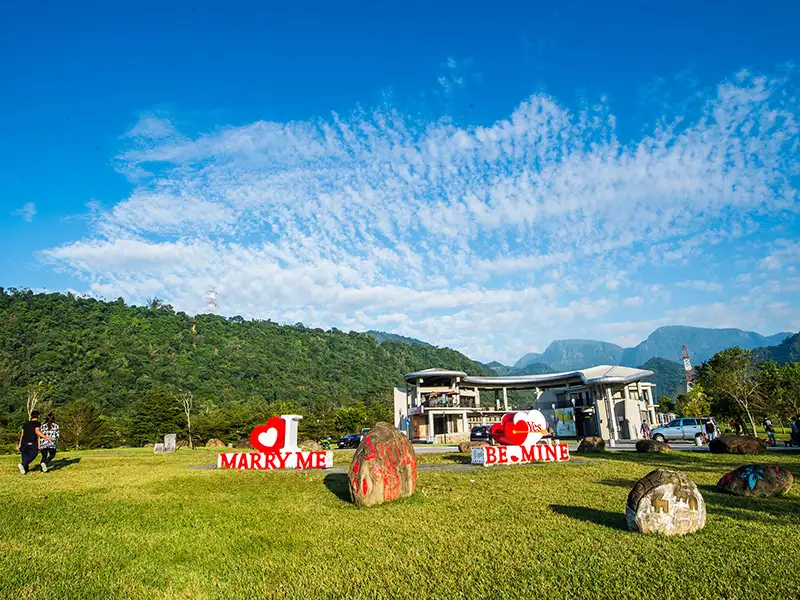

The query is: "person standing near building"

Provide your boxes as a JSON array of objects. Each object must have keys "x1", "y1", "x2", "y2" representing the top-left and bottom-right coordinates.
[
  {"x1": 17, "y1": 410, "x2": 52, "y2": 475},
  {"x1": 640, "y1": 421, "x2": 651, "y2": 439},
  {"x1": 39, "y1": 413, "x2": 60, "y2": 471}
]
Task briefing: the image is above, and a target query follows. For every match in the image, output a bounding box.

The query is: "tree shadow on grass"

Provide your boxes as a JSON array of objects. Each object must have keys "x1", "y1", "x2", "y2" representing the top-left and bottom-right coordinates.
[
  {"x1": 441, "y1": 453, "x2": 471, "y2": 464},
  {"x1": 598, "y1": 477, "x2": 636, "y2": 489},
  {"x1": 44, "y1": 457, "x2": 80, "y2": 471},
  {"x1": 550, "y1": 504, "x2": 627, "y2": 530},
  {"x1": 323, "y1": 473, "x2": 353, "y2": 504}
]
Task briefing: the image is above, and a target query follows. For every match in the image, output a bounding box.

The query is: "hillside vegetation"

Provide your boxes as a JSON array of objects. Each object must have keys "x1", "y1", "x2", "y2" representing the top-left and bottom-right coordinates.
[{"x1": 0, "y1": 289, "x2": 485, "y2": 446}]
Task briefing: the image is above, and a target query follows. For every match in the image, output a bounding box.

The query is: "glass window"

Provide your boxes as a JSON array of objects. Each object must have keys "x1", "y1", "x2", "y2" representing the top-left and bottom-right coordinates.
[
  {"x1": 667, "y1": 419, "x2": 680, "y2": 428},
  {"x1": 682, "y1": 418, "x2": 699, "y2": 426}
]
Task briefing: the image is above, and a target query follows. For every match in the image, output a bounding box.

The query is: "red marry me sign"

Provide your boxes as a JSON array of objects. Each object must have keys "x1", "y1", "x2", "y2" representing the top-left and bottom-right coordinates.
[{"x1": 216, "y1": 414, "x2": 332, "y2": 470}]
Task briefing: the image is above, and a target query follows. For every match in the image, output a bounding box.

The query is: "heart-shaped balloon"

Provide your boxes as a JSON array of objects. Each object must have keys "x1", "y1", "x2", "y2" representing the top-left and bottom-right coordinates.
[{"x1": 250, "y1": 416, "x2": 286, "y2": 453}]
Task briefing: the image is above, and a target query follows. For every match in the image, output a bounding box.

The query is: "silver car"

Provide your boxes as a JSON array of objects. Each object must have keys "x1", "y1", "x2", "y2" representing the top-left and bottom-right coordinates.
[{"x1": 651, "y1": 418, "x2": 709, "y2": 442}]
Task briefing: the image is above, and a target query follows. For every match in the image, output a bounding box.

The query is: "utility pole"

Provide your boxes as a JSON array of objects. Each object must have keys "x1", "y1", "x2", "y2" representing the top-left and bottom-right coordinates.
[
  {"x1": 682, "y1": 345, "x2": 694, "y2": 393},
  {"x1": 207, "y1": 286, "x2": 218, "y2": 314}
]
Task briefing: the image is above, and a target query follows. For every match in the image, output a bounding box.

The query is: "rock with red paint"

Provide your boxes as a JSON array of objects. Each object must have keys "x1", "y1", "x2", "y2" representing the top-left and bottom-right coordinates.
[
  {"x1": 348, "y1": 421, "x2": 417, "y2": 508},
  {"x1": 717, "y1": 464, "x2": 793, "y2": 497}
]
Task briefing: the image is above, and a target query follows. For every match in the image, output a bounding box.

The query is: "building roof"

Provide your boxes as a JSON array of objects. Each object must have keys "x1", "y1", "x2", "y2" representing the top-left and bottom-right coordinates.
[
  {"x1": 405, "y1": 365, "x2": 654, "y2": 389},
  {"x1": 404, "y1": 368, "x2": 468, "y2": 380}
]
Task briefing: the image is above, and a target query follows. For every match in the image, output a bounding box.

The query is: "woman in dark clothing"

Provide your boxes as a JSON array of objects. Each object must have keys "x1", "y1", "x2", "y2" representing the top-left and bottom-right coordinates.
[{"x1": 16, "y1": 410, "x2": 53, "y2": 475}]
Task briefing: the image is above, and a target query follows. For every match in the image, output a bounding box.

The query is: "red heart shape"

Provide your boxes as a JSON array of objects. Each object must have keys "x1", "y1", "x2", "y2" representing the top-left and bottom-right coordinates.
[
  {"x1": 250, "y1": 416, "x2": 286, "y2": 453},
  {"x1": 504, "y1": 417, "x2": 529, "y2": 446}
]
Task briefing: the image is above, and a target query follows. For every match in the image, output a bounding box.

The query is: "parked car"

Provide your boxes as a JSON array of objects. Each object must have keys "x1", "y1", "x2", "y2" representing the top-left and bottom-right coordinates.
[
  {"x1": 337, "y1": 434, "x2": 362, "y2": 449},
  {"x1": 470, "y1": 425, "x2": 492, "y2": 443},
  {"x1": 651, "y1": 418, "x2": 714, "y2": 442}
]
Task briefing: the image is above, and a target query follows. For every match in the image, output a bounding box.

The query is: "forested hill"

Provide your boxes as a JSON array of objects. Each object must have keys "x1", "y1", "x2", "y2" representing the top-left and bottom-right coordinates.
[
  {"x1": 0, "y1": 289, "x2": 485, "y2": 445},
  {"x1": 751, "y1": 332, "x2": 800, "y2": 365}
]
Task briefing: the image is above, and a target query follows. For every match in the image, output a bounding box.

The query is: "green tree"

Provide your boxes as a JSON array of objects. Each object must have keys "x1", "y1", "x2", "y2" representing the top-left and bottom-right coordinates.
[
  {"x1": 675, "y1": 384, "x2": 710, "y2": 418},
  {"x1": 335, "y1": 405, "x2": 367, "y2": 434},
  {"x1": 699, "y1": 347, "x2": 761, "y2": 436},
  {"x1": 657, "y1": 396, "x2": 676, "y2": 414},
  {"x1": 59, "y1": 400, "x2": 108, "y2": 449}
]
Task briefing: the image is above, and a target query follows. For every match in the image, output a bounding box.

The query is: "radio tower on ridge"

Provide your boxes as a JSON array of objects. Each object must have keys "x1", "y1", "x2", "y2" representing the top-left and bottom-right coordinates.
[
  {"x1": 681, "y1": 345, "x2": 694, "y2": 392},
  {"x1": 206, "y1": 286, "x2": 218, "y2": 314}
]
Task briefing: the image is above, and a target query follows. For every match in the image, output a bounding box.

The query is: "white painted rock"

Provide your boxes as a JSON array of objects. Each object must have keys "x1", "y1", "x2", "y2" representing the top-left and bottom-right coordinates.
[{"x1": 626, "y1": 469, "x2": 706, "y2": 535}]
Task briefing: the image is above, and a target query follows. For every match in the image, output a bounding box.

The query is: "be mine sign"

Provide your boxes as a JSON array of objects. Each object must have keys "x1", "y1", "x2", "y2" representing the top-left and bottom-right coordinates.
[
  {"x1": 471, "y1": 410, "x2": 570, "y2": 466},
  {"x1": 217, "y1": 415, "x2": 333, "y2": 470}
]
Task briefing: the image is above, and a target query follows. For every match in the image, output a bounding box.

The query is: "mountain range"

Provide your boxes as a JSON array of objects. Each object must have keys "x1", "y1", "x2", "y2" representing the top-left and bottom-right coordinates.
[
  {"x1": 510, "y1": 326, "x2": 792, "y2": 372},
  {"x1": 372, "y1": 325, "x2": 796, "y2": 401}
]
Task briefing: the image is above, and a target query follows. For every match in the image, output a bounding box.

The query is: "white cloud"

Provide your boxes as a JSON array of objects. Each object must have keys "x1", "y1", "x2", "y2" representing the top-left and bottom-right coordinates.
[
  {"x1": 12, "y1": 202, "x2": 36, "y2": 222},
  {"x1": 41, "y1": 69, "x2": 800, "y2": 362},
  {"x1": 676, "y1": 280, "x2": 724, "y2": 293}
]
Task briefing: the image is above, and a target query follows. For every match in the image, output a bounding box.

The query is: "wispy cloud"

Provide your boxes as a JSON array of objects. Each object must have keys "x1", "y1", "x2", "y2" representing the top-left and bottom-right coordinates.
[
  {"x1": 41, "y1": 69, "x2": 800, "y2": 361},
  {"x1": 676, "y1": 280, "x2": 724, "y2": 293},
  {"x1": 12, "y1": 202, "x2": 36, "y2": 222}
]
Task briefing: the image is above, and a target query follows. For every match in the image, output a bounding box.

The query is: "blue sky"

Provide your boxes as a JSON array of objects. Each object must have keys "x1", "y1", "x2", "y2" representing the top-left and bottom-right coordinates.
[{"x1": 1, "y1": 0, "x2": 799, "y2": 363}]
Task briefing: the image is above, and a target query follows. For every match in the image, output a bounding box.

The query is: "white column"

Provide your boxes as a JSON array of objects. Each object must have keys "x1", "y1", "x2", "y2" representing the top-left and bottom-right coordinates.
[
  {"x1": 502, "y1": 388, "x2": 509, "y2": 411},
  {"x1": 606, "y1": 387, "x2": 618, "y2": 441},
  {"x1": 427, "y1": 409, "x2": 435, "y2": 443},
  {"x1": 646, "y1": 385, "x2": 657, "y2": 424},
  {"x1": 622, "y1": 385, "x2": 631, "y2": 440},
  {"x1": 461, "y1": 412, "x2": 468, "y2": 433},
  {"x1": 495, "y1": 390, "x2": 500, "y2": 410}
]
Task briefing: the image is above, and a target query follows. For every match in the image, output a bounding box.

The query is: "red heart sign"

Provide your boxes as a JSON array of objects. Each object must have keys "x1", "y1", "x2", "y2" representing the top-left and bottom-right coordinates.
[
  {"x1": 504, "y1": 417, "x2": 529, "y2": 446},
  {"x1": 250, "y1": 416, "x2": 286, "y2": 453}
]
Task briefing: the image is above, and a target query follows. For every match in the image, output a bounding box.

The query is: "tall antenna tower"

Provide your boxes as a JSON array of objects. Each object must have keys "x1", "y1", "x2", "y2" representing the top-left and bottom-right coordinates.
[
  {"x1": 206, "y1": 286, "x2": 218, "y2": 314},
  {"x1": 681, "y1": 345, "x2": 694, "y2": 392}
]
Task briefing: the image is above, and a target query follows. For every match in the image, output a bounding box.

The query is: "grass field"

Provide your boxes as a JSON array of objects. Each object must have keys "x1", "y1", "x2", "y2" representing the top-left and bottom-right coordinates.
[{"x1": 1, "y1": 447, "x2": 798, "y2": 600}]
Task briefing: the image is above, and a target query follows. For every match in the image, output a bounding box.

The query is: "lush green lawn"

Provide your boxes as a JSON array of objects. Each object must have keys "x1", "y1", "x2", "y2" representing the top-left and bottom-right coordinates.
[{"x1": 1, "y1": 447, "x2": 798, "y2": 600}]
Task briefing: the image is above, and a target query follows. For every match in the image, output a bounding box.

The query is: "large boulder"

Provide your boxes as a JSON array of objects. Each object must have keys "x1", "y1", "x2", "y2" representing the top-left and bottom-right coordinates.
[
  {"x1": 717, "y1": 464, "x2": 793, "y2": 497},
  {"x1": 235, "y1": 438, "x2": 253, "y2": 449},
  {"x1": 299, "y1": 439, "x2": 324, "y2": 452},
  {"x1": 626, "y1": 469, "x2": 706, "y2": 536},
  {"x1": 458, "y1": 441, "x2": 488, "y2": 453},
  {"x1": 348, "y1": 421, "x2": 417, "y2": 508},
  {"x1": 205, "y1": 438, "x2": 225, "y2": 448},
  {"x1": 709, "y1": 435, "x2": 766, "y2": 455},
  {"x1": 636, "y1": 439, "x2": 671, "y2": 453},
  {"x1": 576, "y1": 436, "x2": 606, "y2": 453}
]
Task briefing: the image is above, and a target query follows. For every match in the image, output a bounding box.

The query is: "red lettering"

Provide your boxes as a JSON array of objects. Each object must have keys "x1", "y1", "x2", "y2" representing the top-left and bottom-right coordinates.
[
  {"x1": 498, "y1": 447, "x2": 508, "y2": 463},
  {"x1": 219, "y1": 453, "x2": 237, "y2": 469},
  {"x1": 362, "y1": 477, "x2": 368, "y2": 495},
  {"x1": 250, "y1": 453, "x2": 264, "y2": 470},
  {"x1": 314, "y1": 451, "x2": 328, "y2": 468},
  {"x1": 275, "y1": 453, "x2": 290, "y2": 469},
  {"x1": 236, "y1": 453, "x2": 249, "y2": 469},
  {"x1": 558, "y1": 444, "x2": 570, "y2": 461},
  {"x1": 485, "y1": 446, "x2": 497, "y2": 464},
  {"x1": 544, "y1": 444, "x2": 557, "y2": 462},
  {"x1": 520, "y1": 446, "x2": 537, "y2": 462},
  {"x1": 353, "y1": 461, "x2": 360, "y2": 474},
  {"x1": 296, "y1": 452, "x2": 314, "y2": 469},
  {"x1": 364, "y1": 436, "x2": 377, "y2": 461},
  {"x1": 264, "y1": 453, "x2": 279, "y2": 470}
]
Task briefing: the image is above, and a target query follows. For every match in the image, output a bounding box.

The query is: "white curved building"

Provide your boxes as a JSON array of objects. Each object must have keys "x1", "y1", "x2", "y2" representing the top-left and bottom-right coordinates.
[{"x1": 396, "y1": 365, "x2": 657, "y2": 444}]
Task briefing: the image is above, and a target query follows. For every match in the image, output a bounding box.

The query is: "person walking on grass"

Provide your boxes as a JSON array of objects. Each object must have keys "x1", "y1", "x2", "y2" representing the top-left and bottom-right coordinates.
[
  {"x1": 16, "y1": 410, "x2": 52, "y2": 475},
  {"x1": 39, "y1": 413, "x2": 60, "y2": 470}
]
